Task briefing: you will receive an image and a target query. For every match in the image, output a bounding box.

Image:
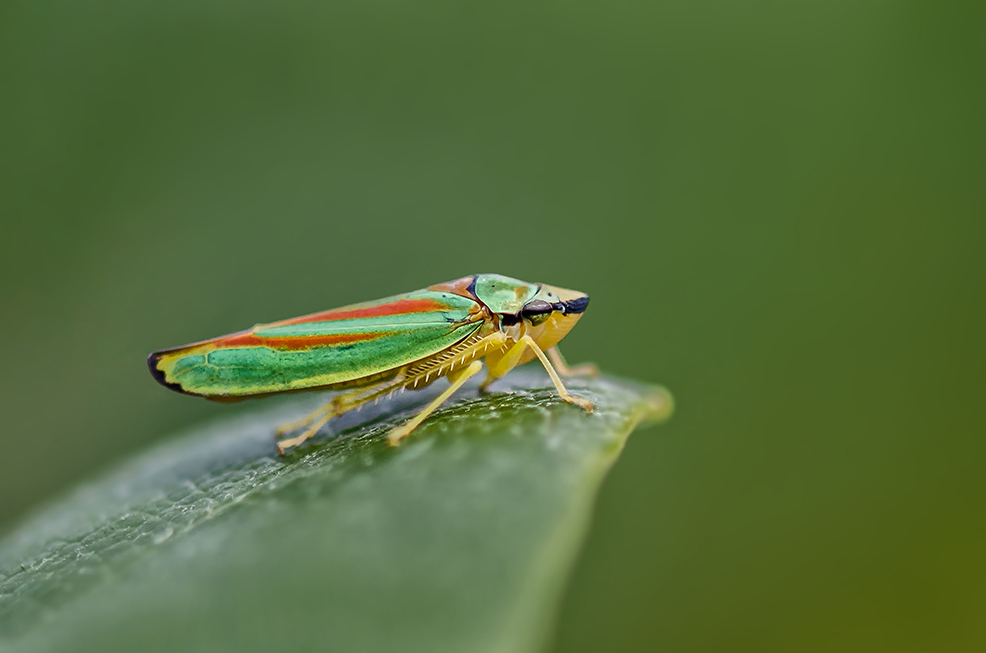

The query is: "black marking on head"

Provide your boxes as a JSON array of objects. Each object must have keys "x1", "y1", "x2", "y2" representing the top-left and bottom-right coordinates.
[
  {"x1": 499, "y1": 313, "x2": 521, "y2": 327},
  {"x1": 147, "y1": 352, "x2": 190, "y2": 395},
  {"x1": 562, "y1": 296, "x2": 589, "y2": 315},
  {"x1": 467, "y1": 275, "x2": 478, "y2": 298}
]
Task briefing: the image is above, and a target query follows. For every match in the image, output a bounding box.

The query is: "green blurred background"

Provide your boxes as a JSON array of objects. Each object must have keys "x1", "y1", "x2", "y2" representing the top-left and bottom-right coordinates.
[{"x1": 1, "y1": 0, "x2": 983, "y2": 650}]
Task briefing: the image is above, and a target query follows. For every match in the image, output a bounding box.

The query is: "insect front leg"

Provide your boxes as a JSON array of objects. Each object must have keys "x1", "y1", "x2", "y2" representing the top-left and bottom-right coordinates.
[
  {"x1": 485, "y1": 336, "x2": 594, "y2": 412},
  {"x1": 479, "y1": 334, "x2": 531, "y2": 393}
]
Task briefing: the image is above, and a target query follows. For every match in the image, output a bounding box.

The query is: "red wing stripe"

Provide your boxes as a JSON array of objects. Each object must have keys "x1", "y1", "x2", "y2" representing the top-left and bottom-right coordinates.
[
  {"x1": 276, "y1": 298, "x2": 453, "y2": 326},
  {"x1": 218, "y1": 331, "x2": 384, "y2": 350}
]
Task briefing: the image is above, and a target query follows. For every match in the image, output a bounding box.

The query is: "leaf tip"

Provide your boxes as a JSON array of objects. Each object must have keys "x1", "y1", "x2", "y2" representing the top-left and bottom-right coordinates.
[{"x1": 639, "y1": 385, "x2": 674, "y2": 426}]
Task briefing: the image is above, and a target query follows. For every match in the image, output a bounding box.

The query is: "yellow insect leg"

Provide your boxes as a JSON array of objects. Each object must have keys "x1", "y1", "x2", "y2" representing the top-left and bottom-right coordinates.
[
  {"x1": 486, "y1": 336, "x2": 594, "y2": 413},
  {"x1": 387, "y1": 360, "x2": 484, "y2": 446},
  {"x1": 275, "y1": 388, "x2": 366, "y2": 453},
  {"x1": 275, "y1": 385, "x2": 368, "y2": 438},
  {"x1": 479, "y1": 332, "x2": 531, "y2": 392},
  {"x1": 547, "y1": 346, "x2": 599, "y2": 378},
  {"x1": 275, "y1": 402, "x2": 335, "y2": 438},
  {"x1": 276, "y1": 408, "x2": 338, "y2": 455}
]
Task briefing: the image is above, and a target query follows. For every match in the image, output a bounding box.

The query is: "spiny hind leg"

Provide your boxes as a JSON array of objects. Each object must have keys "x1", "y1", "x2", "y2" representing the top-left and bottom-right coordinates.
[
  {"x1": 485, "y1": 336, "x2": 594, "y2": 412},
  {"x1": 275, "y1": 401, "x2": 334, "y2": 438},
  {"x1": 277, "y1": 409, "x2": 338, "y2": 455},
  {"x1": 275, "y1": 387, "x2": 375, "y2": 454},
  {"x1": 547, "y1": 346, "x2": 599, "y2": 378},
  {"x1": 274, "y1": 387, "x2": 366, "y2": 438},
  {"x1": 388, "y1": 360, "x2": 484, "y2": 446}
]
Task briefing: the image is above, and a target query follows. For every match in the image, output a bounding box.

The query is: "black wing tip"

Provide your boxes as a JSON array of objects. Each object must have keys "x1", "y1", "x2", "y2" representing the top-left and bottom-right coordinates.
[{"x1": 146, "y1": 350, "x2": 188, "y2": 395}]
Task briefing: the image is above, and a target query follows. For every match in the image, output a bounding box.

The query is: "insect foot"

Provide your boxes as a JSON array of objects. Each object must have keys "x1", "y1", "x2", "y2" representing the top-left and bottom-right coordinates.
[{"x1": 566, "y1": 396, "x2": 595, "y2": 413}]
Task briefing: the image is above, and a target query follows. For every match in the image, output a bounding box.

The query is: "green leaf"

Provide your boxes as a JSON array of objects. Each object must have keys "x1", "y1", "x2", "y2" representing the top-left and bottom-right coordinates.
[{"x1": 0, "y1": 370, "x2": 671, "y2": 653}]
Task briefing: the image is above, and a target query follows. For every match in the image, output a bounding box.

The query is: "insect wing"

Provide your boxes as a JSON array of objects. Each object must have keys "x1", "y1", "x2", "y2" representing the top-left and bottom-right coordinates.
[{"x1": 149, "y1": 289, "x2": 484, "y2": 397}]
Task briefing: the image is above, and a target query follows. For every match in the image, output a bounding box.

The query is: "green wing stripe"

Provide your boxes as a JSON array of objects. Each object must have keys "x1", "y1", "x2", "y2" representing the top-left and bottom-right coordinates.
[{"x1": 255, "y1": 313, "x2": 465, "y2": 338}]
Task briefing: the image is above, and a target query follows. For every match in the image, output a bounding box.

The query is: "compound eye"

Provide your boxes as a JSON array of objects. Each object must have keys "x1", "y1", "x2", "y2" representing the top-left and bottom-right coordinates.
[{"x1": 521, "y1": 300, "x2": 554, "y2": 326}]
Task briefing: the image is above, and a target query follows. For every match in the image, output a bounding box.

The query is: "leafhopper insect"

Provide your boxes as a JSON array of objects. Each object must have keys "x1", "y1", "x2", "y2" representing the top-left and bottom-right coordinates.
[{"x1": 148, "y1": 274, "x2": 596, "y2": 453}]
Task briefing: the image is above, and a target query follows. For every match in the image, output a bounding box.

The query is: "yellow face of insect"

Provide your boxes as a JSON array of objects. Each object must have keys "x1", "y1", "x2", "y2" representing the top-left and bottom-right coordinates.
[
  {"x1": 526, "y1": 310, "x2": 583, "y2": 351},
  {"x1": 520, "y1": 283, "x2": 589, "y2": 351}
]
